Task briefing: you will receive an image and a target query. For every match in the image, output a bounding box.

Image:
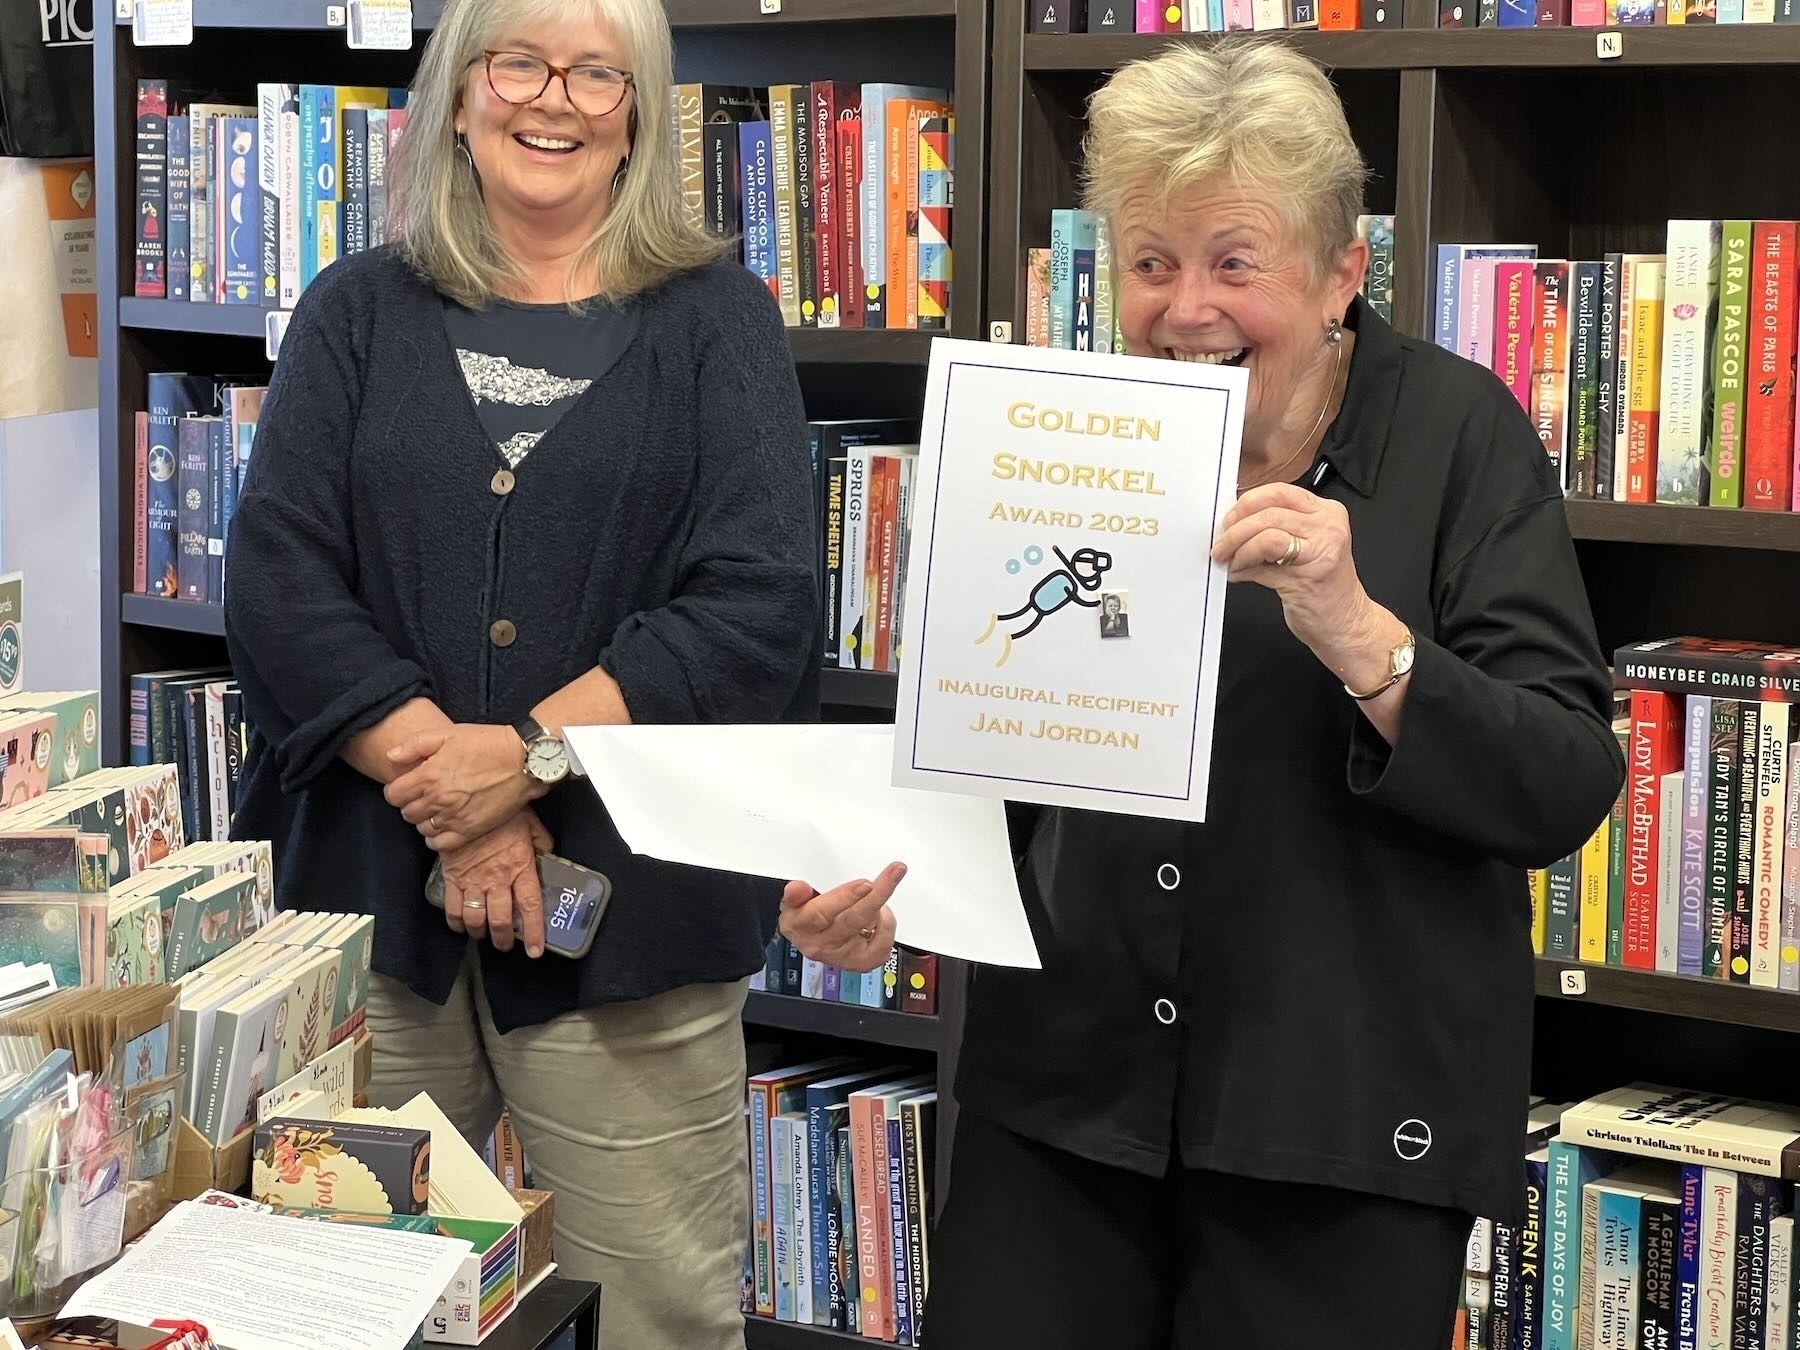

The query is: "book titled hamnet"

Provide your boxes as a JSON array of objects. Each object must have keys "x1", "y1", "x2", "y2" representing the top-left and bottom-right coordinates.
[{"x1": 1559, "y1": 1083, "x2": 1800, "y2": 1179}]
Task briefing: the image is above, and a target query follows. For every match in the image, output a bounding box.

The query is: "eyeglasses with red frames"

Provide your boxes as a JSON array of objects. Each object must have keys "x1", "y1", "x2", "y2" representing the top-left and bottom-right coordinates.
[{"x1": 478, "y1": 50, "x2": 635, "y2": 118}]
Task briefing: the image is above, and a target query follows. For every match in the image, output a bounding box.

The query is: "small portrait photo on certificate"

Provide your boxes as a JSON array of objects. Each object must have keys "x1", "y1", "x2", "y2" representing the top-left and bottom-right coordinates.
[{"x1": 1098, "y1": 591, "x2": 1130, "y2": 640}]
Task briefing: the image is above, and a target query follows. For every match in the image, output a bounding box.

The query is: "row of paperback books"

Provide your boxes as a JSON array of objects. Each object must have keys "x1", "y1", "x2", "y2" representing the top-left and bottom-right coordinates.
[
  {"x1": 742, "y1": 1056, "x2": 937, "y2": 1342},
  {"x1": 1018, "y1": 208, "x2": 1393, "y2": 354},
  {"x1": 131, "y1": 372, "x2": 264, "y2": 608},
  {"x1": 675, "y1": 82, "x2": 953, "y2": 332},
  {"x1": 1443, "y1": 0, "x2": 1800, "y2": 22},
  {"x1": 132, "y1": 79, "x2": 410, "y2": 308},
  {"x1": 1456, "y1": 1083, "x2": 1800, "y2": 1350},
  {"x1": 1028, "y1": 0, "x2": 1397, "y2": 32},
  {"x1": 1433, "y1": 223, "x2": 1800, "y2": 511},
  {"x1": 751, "y1": 933, "x2": 940, "y2": 1015},
  {"x1": 128, "y1": 666, "x2": 244, "y2": 853},
  {"x1": 812, "y1": 418, "x2": 920, "y2": 674},
  {"x1": 1529, "y1": 637, "x2": 1798, "y2": 988},
  {"x1": 129, "y1": 74, "x2": 956, "y2": 335}
]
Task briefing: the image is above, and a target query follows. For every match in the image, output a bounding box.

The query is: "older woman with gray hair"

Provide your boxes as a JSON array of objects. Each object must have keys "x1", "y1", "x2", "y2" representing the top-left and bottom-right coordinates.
[
  {"x1": 781, "y1": 38, "x2": 1622, "y2": 1347},
  {"x1": 221, "y1": 0, "x2": 820, "y2": 1343}
]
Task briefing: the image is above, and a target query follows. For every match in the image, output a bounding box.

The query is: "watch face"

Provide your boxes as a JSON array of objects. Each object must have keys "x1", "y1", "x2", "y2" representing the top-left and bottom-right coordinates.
[
  {"x1": 527, "y1": 738, "x2": 570, "y2": 781},
  {"x1": 1395, "y1": 641, "x2": 1417, "y2": 676}
]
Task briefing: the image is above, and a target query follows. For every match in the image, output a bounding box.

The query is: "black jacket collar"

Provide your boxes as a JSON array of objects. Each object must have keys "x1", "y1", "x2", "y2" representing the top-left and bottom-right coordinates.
[{"x1": 1314, "y1": 293, "x2": 1404, "y2": 498}]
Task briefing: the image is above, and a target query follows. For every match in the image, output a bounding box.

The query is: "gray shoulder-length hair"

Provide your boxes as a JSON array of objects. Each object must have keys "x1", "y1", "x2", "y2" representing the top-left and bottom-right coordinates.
[{"x1": 392, "y1": 0, "x2": 728, "y2": 306}]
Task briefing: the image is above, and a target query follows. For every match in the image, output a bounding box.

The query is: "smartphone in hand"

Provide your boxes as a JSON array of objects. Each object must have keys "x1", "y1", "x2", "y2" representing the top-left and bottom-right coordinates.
[{"x1": 425, "y1": 852, "x2": 612, "y2": 959}]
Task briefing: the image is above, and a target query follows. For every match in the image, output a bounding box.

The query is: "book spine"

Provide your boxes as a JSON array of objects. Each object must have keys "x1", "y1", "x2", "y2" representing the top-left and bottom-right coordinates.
[
  {"x1": 1569, "y1": 259, "x2": 1602, "y2": 494},
  {"x1": 837, "y1": 114, "x2": 863, "y2": 330},
  {"x1": 1731, "y1": 700, "x2": 1763, "y2": 982},
  {"x1": 1533, "y1": 260, "x2": 1573, "y2": 486},
  {"x1": 342, "y1": 108, "x2": 369, "y2": 258},
  {"x1": 1677, "y1": 1165, "x2": 1703, "y2": 1350},
  {"x1": 134, "y1": 80, "x2": 170, "y2": 299},
  {"x1": 1641, "y1": 1195, "x2": 1680, "y2": 1350},
  {"x1": 769, "y1": 88, "x2": 801, "y2": 326},
  {"x1": 740, "y1": 122, "x2": 776, "y2": 299},
  {"x1": 1745, "y1": 220, "x2": 1798, "y2": 511},
  {"x1": 1626, "y1": 258, "x2": 1665, "y2": 504},
  {"x1": 1679, "y1": 696, "x2": 1711, "y2": 977},
  {"x1": 166, "y1": 114, "x2": 190, "y2": 302},
  {"x1": 1701, "y1": 1168, "x2": 1737, "y2": 1350},
  {"x1": 794, "y1": 89, "x2": 819, "y2": 329},
  {"x1": 1596, "y1": 254, "x2": 1621, "y2": 499},
  {"x1": 1708, "y1": 220, "x2": 1753, "y2": 507},
  {"x1": 1750, "y1": 704, "x2": 1789, "y2": 989},
  {"x1": 812, "y1": 83, "x2": 839, "y2": 327},
  {"x1": 1656, "y1": 220, "x2": 1721, "y2": 505}
]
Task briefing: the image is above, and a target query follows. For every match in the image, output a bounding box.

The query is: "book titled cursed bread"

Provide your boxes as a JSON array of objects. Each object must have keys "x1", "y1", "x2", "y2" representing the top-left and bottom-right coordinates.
[{"x1": 252, "y1": 1117, "x2": 432, "y2": 1215}]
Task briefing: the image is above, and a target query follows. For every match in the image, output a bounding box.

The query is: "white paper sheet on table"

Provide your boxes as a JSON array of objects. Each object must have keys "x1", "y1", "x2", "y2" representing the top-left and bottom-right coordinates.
[{"x1": 563, "y1": 723, "x2": 1040, "y2": 969}]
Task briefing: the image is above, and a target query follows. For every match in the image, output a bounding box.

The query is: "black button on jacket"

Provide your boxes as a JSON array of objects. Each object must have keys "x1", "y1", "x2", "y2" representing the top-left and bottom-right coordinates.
[
  {"x1": 222, "y1": 247, "x2": 822, "y2": 1034},
  {"x1": 955, "y1": 296, "x2": 1625, "y2": 1227}
]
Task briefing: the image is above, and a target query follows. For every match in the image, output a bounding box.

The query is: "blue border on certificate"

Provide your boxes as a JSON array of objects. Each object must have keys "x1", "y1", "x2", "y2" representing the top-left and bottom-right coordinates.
[{"x1": 907, "y1": 357, "x2": 1238, "y2": 804}]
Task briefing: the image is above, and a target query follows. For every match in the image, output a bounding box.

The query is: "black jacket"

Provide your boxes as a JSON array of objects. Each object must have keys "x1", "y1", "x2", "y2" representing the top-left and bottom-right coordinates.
[
  {"x1": 956, "y1": 297, "x2": 1624, "y2": 1226},
  {"x1": 223, "y1": 247, "x2": 822, "y2": 1033}
]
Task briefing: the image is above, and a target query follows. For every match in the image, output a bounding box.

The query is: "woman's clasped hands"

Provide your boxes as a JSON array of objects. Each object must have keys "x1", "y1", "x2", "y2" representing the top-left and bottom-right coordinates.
[{"x1": 384, "y1": 723, "x2": 553, "y2": 958}]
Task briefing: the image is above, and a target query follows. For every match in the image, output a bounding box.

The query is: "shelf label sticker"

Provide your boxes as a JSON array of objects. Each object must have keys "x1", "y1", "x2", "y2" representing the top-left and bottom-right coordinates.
[
  {"x1": 347, "y1": 0, "x2": 412, "y2": 48},
  {"x1": 115, "y1": 0, "x2": 134, "y2": 19},
  {"x1": 265, "y1": 310, "x2": 293, "y2": 361},
  {"x1": 326, "y1": 3, "x2": 347, "y2": 23},
  {"x1": 132, "y1": 0, "x2": 193, "y2": 45},
  {"x1": 760, "y1": 0, "x2": 782, "y2": 13},
  {"x1": 1596, "y1": 30, "x2": 1622, "y2": 58},
  {"x1": 1559, "y1": 968, "x2": 1587, "y2": 997},
  {"x1": 988, "y1": 320, "x2": 1013, "y2": 344}
]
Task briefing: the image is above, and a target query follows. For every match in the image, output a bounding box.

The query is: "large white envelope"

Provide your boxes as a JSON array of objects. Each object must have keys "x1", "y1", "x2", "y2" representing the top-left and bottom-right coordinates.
[{"x1": 564, "y1": 723, "x2": 1040, "y2": 969}]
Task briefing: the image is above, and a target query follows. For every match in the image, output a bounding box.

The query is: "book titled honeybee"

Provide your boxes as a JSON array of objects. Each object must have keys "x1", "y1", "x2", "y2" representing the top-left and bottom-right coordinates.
[{"x1": 252, "y1": 1117, "x2": 432, "y2": 1215}]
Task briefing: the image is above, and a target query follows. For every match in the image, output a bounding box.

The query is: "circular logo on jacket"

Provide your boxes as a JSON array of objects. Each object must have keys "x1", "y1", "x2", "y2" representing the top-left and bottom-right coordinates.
[{"x1": 1393, "y1": 1119, "x2": 1433, "y2": 1161}]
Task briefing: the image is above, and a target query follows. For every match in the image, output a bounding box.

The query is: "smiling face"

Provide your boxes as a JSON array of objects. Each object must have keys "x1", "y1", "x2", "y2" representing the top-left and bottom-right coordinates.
[
  {"x1": 1113, "y1": 180, "x2": 1365, "y2": 463},
  {"x1": 456, "y1": 16, "x2": 635, "y2": 249}
]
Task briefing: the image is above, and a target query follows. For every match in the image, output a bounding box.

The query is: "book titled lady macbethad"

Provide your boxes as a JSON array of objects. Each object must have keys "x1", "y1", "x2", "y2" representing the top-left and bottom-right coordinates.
[{"x1": 1559, "y1": 1083, "x2": 1800, "y2": 1179}]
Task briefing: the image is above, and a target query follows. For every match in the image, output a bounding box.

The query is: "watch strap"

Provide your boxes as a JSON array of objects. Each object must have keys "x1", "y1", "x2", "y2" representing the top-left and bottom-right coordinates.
[
  {"x1": 1345, "y1": 628, "x2": 1414, "y2": 702},
  {"x1": 512, "y1": 715, "x2": 548, "y2": 748}
]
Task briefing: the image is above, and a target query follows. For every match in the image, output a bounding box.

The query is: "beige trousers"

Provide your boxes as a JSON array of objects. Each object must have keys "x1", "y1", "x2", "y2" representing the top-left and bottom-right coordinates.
[{"x1": 364, "y1": 950, "x2": 750, "y2": 1350}]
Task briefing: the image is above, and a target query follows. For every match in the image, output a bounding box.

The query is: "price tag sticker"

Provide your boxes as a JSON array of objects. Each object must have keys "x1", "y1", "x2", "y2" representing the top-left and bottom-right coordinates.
[
  {"x1": 1596, "y1": 29, "x2": 1622, "y2": 58},
  {"x1": 265, "y1": 310, "x2": 293, "y2": 362},
  {"x1": 1559, "y1": 968, "x2": 1587, "y2": 997},
  {"x1": 132, "y1": 0, "x2": 193, "y2": 46},
  {"x1": 346, "y1": 0, "x2": 412, "y2": 48}
]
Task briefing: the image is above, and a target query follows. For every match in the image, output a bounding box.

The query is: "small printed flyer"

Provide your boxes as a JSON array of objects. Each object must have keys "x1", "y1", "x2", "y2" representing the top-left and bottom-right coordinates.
[{"x1": 892, "y1": 339, "x2": 1246, "y2": 822}]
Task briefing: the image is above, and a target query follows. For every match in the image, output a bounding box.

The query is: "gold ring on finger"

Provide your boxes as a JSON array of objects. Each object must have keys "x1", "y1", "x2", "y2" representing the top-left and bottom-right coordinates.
[{"x1": 1275, "y1": 531, "x2": 1302, "y2": 567}]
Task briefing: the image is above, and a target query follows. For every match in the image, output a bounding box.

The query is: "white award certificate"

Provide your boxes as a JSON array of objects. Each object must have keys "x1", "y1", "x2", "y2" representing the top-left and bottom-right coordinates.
[{"x1": 891, "y1": 338, "x2": 1247, "y2": 822}]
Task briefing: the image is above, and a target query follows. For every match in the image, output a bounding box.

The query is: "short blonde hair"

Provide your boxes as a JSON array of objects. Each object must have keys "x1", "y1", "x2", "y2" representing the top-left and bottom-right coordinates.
[
  {"x1": 1080, "y1": 39, "x2": 1367, "y2": 281},
  {"x1": 392, "y1": 0, "x2": 727, "y2": 306}
]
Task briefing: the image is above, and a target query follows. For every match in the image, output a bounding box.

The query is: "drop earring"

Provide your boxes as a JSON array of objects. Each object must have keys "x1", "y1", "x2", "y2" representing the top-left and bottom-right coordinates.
[
  {"x1": 1325, "y1": 316, "x2": 1343, "y2": 346},
  {"x1": 611, "y1": 154, "x2": 630, "y2": 196},
  {"x1": 455, "y1": 131, "x2": 476, "y2": 175}
]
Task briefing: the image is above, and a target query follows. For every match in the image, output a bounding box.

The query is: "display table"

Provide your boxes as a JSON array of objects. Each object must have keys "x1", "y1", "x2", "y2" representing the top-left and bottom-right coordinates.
[{"x1": 484, "y1": 1278, "x2": 600, "y2": 1350}]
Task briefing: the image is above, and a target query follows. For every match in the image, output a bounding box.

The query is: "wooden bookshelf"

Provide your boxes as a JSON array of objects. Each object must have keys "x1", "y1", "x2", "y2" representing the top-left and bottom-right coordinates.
[
  {"x1": 1534, "y1": 959, "x2": 1800, "y2": 1038},
  {"x1": 743, "y1": 1315, "x2": 870, "y2": 1346},
  {"x1": 744, "y1": 989, "x2": 941, "y2": 1049}
]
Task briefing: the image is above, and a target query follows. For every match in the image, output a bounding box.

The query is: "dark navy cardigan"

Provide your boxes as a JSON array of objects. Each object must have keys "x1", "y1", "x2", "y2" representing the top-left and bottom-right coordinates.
[{"x1": 222, "y1": 246, "x2": 822, "y2": 1033}]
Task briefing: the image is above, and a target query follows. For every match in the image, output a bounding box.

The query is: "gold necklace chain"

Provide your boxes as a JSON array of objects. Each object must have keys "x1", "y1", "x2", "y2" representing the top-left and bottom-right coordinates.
[{"x1": 1237, "y1": 335, "x2": 1346, "y2": 493}]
